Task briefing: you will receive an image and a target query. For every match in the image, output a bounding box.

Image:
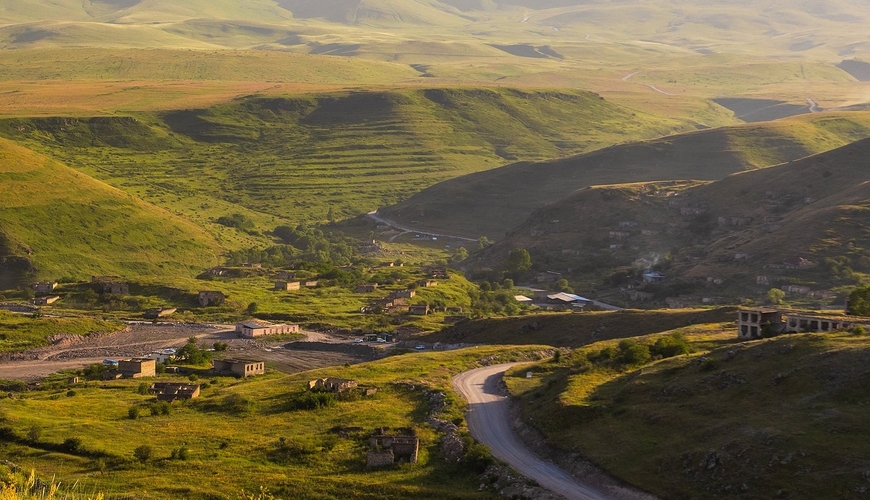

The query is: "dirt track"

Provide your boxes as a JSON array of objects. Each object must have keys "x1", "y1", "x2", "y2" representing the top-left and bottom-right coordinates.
[
  {"x1": 0, "y1": 324, "x2": 371, "y2": 380},
  {"x1": 454, "y1": 364, "x2": 657, "y2": 500}
]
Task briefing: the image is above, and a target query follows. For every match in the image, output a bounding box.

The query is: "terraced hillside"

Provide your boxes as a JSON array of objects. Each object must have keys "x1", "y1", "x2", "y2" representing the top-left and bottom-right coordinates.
[
  {"x1": 476, "y1": 136, "x2": 870, "y2": 305},
  {"x1": 0, "y1": 88, "x2": 683, "y2": 244},
  {"x1": 381, "y1": 112, "x2": 870, "y2": 239},
  {"x1": 0, "y1": 138, "x2": 221, "y2": 282}
]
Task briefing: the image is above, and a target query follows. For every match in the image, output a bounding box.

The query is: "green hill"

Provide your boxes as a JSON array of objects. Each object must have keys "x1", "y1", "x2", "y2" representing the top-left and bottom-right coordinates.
[
  {"x1": 476, "y1": 134, "x2": 870, "y2": 305},
  {"x1": 381, "y1": 112, "x2": 870, "y2": 240},
  {"x1": 0, "y1": 88, "x2": 684, "y2": 237},
  {"x1": 0, "y1": 137, "x2": 221, "y2": 282},
  {"x1": 506, "y1": 327, "x2": 870, "y2": 499}
]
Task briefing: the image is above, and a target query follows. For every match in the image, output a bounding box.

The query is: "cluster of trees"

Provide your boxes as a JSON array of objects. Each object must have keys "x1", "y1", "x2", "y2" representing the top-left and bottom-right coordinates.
[
  {"x1": 589, "y1": 333, "x2": 692, "y2": 367},
  {"x1": 469, "y1": 285, "x2": 522, "y2": 317},
  {"x1": 216, "y1": 213, "x2": 255, "y2": 233},
  {"x1": 175, "y1": 337, "x2": 213, "y2": 365},
  {"x1": 225, "y1": 223, "x2": 358, "y2": 267}
]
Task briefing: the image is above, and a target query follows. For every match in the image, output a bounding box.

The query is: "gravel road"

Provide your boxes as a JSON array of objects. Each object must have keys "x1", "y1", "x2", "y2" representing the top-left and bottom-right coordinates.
[{"x1": 453, "y1": 364, "x2": 612, "y2": 500}]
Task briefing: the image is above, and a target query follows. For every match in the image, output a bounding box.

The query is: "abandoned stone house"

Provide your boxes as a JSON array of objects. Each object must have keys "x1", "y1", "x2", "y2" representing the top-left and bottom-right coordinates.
[
  {"x1": 308, "y1": 378, "x2": 358, "y2": 393},
  {"x1": 275, "y1": 281, "x2": 301, "y2": 291},
  {"x1": 276, "y1": 271, "x2": 296, "y2": 281},
  {"x1": 366, "y1": 434, "x2": 420, "y2": 468},
  {"x1": 418, "y1": 280, "x2": 438, "y2": 287},
  {"x1": 102, "y1": 358, "x2": 156, "y2": 379},
  {"x1": 423, "y1": 266, "x2": 448, "y2": 280},
  {"x1": 737, "y1": 308, "x2": 870, "y2": 340},
  {"x1": 198, "y1": 290, "x2": 225, "y2": 307},
  {"x1": 213, "y1": 359, "x2": 265, "y2": 377},
  {"x1": 102, "y1": 282, "x2": 129, "y2": 295},
  {"x1": 391, "y1": 289, "x2": 415, "y2": 299},
  {"x1": 356, "y1": 283, "x2": 379, "y2": 293},
  {"x1": 150, "y1": 382, "x2": 201, "y2": 402},
  {"x1": 32, "y1": 282, "x2": 57, "y2": 295},
  {"x1": 32, "y1": 296, "x2": 60, "y2": 306},
  {"x1": 235, "y1": 319, "x2": 300, "y2": 338},
  {"x1": 409, "y1": 304, "x2": 430, "y2": 315}
]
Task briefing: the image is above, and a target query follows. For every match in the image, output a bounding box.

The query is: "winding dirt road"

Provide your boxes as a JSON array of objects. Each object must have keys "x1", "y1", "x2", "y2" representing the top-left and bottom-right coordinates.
[{"x1": 453, "y1": 364, "x2": 612, "y2": 500}]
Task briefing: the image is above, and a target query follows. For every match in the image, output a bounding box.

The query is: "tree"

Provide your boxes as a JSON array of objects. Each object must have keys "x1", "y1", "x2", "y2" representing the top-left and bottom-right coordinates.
[
  {"x1": 848, "y1": 286, "x2": 870, "y2": 315},
  {"x1": 767, "y1": 288, "x2": 786, "y2": 305},
  {"x1": 477, "y1": 236, "x2": 491, "y2": 250},
  {"x1": 506, "y1": 248, "x2": 532, "y2": 272},
  {"x1": 554, "y1": 279, "x2": 573, "y2": 293},
  {"x1": 326, "y1": 206, "x2": 336, "y2": 223},
  {"x1": 246, "y1": 302, "x2": 259, "y2": 315},
  {"x1": 133, "y1": 445, "x2": 152, "y2": 463},
  {"x1": 452, "y1": 247, "x2": 468, "y2": 262}
]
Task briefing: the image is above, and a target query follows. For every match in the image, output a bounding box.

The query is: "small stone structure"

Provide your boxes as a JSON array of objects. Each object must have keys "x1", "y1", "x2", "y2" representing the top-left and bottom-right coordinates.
[
  {"x1": 198, "y1": 291, "x2": 225, "y2": 307},
  {"x1": 150, "y1": 382, "x2": 201, "y2": 402},
  {"x1": 308, "y1": 377, "x2": 358, "y2": 393},
  {"x1": 366, "y1": 434, "x2": 420, "y2": 468},
  {"x1": 213, "y1": 358, "x2": 265, "y2": 377}
]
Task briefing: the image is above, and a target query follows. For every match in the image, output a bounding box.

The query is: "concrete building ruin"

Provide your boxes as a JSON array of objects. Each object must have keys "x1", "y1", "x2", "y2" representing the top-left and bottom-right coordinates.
[
  {"x1": 235, "y1": 319, "x2": 300, "y2": 338},
  {"x1": 150, "y1": 382, "x2": 201, "y2": 402},
  {"x1": 118, "y1": 358, "x2": 156, "y2": 378},
  {"x1": 737, "y1": 308, "x2": 870, "y2": 340},
  {"x1": 366, "y1": 434, "x2": 420, "y2": 468},
  {"x1": 213, "y1": 359, "x2": 265, "y2": 377}
]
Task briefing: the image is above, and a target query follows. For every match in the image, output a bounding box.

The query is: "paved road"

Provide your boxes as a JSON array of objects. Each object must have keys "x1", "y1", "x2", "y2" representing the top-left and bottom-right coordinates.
[{"x1": 453, "y1": 364, "x2": 612, "y2": 500}]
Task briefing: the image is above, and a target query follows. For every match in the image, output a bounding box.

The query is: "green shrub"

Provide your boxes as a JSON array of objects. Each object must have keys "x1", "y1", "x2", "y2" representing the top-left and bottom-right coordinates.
[
  {"x1": 133, "y1": 445, "x2": 152, "y2": 463},
  {"x1": 619, "y1": 339, "x2": 651, "y2": 365},
  {"x1": 128, "y1": 406, "x2": 140, "y2": 420},
  {"x1": 651, "y1": 333, "x2": 691, "y2": 358},
  {"x1": 286, "y1": 391, "x2": 337, "y2": 411},
  {"x1": 62, "y1": 437, "x2": 83, "y2": 453}
]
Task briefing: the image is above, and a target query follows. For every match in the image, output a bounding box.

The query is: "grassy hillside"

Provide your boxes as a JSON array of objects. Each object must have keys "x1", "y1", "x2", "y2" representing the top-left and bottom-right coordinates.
[
  {"x1": 505, "y1": 326, "x2": 870, "y2": 499},
  {"x1": 477, "y1": 135, "x2": 870, "y2": 305},
  {"x1": 0, "y1": 345, "x2": 548, "y2": 500},
  {"x1": 0, "y1": 137, "x2": 222, "y2": 281},
  {"x1": 0, "y1": 88, "x2": 684, "y2": 244},
  {"x1": 423, "y1": 307, "x2": 735, "y2": 347},
  {"x1": 381, "y1": 112, "x2": 870, "y2": 239}
]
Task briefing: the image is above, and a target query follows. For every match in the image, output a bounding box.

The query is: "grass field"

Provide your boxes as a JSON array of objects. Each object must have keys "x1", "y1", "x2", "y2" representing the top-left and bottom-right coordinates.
[
  {"x1": 0, "y1": 345, "x2": 549, "y2": 500},
  {"x1": 0, "y1": 311, "x2": 122, "y2": 353},
  {"x1": 505, "y1": 326, "x2": 870, "y2": 499},
  {"x1": 0, "y1": 137, "x2": 221, "y2": 281}
]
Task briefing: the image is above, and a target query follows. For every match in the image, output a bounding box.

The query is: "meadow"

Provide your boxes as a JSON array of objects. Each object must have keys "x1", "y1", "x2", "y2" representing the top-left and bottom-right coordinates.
[
  {"x1": 0, "y1": 312, "x2": 121, "y2": 353},
  {"x1": 0, "y1": 345, "x2": 550, "y2": 500}
]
